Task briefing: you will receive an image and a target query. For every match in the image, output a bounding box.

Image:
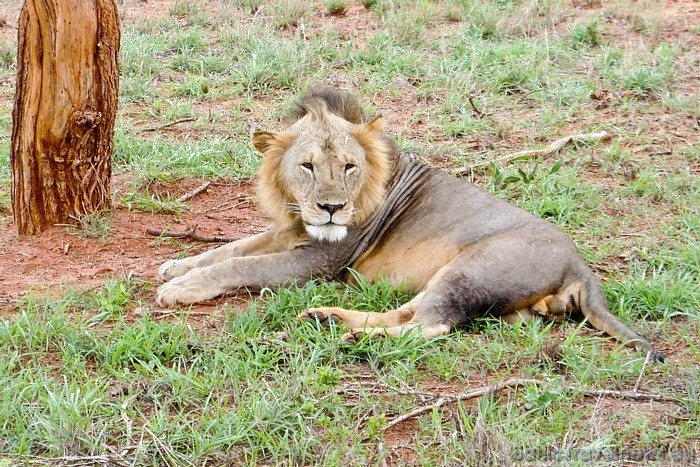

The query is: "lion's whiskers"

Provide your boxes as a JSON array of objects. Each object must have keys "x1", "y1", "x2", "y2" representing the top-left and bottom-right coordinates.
[{"x1": 286, "y1": 202, "x2": 302, "y2": 214}]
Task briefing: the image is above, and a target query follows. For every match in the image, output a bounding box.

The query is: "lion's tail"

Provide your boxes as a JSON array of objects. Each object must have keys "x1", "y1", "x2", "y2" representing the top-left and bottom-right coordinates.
[{"x1": 578, "y1": 273, "x2": 665, "y2": 362}]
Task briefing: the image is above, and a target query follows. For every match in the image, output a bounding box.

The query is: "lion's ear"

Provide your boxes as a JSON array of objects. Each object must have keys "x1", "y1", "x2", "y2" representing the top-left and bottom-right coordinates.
[
  {"x1": 353, "y1": 115, "x2": 386, "y2": 148},
  {"x1": 252, "y1": 131, "x2": 278, "y2": 154},
  {"x1": 365, "y1": 115, "x2": 385, "y2": 133}
]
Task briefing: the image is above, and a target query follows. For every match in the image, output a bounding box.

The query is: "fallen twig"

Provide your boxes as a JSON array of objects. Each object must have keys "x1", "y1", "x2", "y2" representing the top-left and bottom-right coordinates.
[
  {"x1": 516, "y1": 89, "x2": 545, "y2": 103},
  {"x1": 120, "y1": 402, "x2": 134, "y2": 458},
  {"x1": 15, "y1": 453, "x2": 128, "y2": 466},
  {"x1": 633, "y1": 351, "x2": 652, "y2": 393},
  {"x1": 382, "y1": 379, "x2": 539, "y2": 433},
  {"x1": 382, "y1": 378, "x2": 688, "y2": 433},
  {"x1": 144, "y1": 425, "x2": 195, "y2": 467},
  {"x1": 147, "y1": 226, "x2": 237, "y2": 243},
  {"x1": 200, "y1": 197, "x2": 251, "y2": 214},
  {"x1": 150, "y1": 308, "x2": 214, "y2": 317},
  {"x1": 503, "y1": 131, "x2": 610, "y2": 160},
  {"x1": 571, "y1": 386, "x2": 684, "y2": 404},
  {"x1": 377, "y1": 439, "x2": 388, "y2": 467},
  {"x1": 334, "y1": 381, "x2": 441, "y2": 402},
  {"x1": 135, "y1": 116, "x2": 197, "y2": 134},
  {"x1": 468, "y1": 95, "x2": 484, "y2": 119},
  {"x1": 457, "y1": 131, "x2": 611, "y2": 174},
  {"x1": 178, "y1": 181, "x2": 212, "y2": 203}
]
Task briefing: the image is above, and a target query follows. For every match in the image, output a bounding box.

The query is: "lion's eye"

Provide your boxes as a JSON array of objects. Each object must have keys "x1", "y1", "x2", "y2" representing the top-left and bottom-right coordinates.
[
  {"x1": 301, "y1": 162, "x2": 314, "y2": 172},
  {"x1": 345, "y1": 163, "x2": 356, "y2": 174}
]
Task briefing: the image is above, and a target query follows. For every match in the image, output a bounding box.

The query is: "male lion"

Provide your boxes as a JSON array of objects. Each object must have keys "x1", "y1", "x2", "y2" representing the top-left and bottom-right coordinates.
[{"x1": 156, "y1": 88, "x2": 664, "y2": 362}]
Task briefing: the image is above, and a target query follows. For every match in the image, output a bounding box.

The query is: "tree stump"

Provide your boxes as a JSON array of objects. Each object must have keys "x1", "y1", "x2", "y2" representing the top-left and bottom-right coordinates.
[{"x1": 11, "y1": 0, "x2": 120, "y2": 235}]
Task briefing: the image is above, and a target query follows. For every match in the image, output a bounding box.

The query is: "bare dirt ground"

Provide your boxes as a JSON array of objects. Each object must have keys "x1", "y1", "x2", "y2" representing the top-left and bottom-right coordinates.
[{"x1": 0, "y1": 176, "x2": 265, "y2": 305}]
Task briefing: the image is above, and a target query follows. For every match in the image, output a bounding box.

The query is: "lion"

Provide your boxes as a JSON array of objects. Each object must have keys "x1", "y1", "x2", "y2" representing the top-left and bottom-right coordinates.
[{"x1": 156, "y1": 88, "x2": 664, "y2": 362}]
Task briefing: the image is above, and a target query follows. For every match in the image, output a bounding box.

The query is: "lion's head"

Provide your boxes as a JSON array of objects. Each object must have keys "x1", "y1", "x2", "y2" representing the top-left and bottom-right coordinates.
[{"x1": 252, "y1": 89, "x2": 397, "y2": 242}]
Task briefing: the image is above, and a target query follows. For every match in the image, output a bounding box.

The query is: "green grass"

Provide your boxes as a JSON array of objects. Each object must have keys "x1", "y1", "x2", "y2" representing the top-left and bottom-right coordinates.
[
  {"x1": 0, "y1": 37, "x2": 16, "y2": 70},
  {"x1": 1, "y1": 0, "x2": 699, "y2": 464},
  {"x1": 325, "y1": 0, "x2": 348, "y2": 16},
  {"x1": 1, "y1": 275, "x2": 696, "y2": 463},
  {"x1": 113, "y1": 131, "x2": 260, "y2": 181},
  {"x1": 67, "y1": 210, "x2": 114, "y2": 242},
  {"x1": 0, "y1": 115, "x2": 11, "y2": 216},
  {"x1": 570, "y1": 16, "x2": 604, "y2": 47}
]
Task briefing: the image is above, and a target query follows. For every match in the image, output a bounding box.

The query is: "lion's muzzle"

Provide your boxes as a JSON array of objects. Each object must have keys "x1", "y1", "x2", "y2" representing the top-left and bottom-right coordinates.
[{"x1": 317, "y1": 202, "x2": 346, "y2": 216}]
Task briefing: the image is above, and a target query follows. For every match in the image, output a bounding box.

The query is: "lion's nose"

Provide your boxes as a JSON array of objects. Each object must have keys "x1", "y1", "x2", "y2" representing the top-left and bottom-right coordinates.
[{"x1": 318, "y1": 203, "x2": 345, "y2": 216}]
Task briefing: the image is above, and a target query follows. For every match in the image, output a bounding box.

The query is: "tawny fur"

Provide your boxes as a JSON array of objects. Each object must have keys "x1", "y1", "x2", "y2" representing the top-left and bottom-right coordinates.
[{"x1": 156, "y1": 87, "x2": 664, "y2": 363}]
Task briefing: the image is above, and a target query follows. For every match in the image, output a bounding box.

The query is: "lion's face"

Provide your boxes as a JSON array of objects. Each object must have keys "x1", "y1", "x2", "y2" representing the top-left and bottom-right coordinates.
[{"x1": 253, "y1": 108, "x2": 391, "y2": 242}]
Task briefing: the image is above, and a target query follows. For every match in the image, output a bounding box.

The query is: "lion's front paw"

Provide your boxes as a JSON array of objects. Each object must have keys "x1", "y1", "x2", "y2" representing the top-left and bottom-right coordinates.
[
  {"x1": 156, "y1": 259, "x2": 194, "y2": 281},
  {"x1": 340, "y1": 329, "x2": 366, "y2": 343},
  {"x1": 298, "y1": 308, "x2": 342, "y2": 327},
  {"x1": 156, "y1": 271, "x2": 224, "y2": 308},
  {"x1": 341, "y1": 327, "x2": 391, "y2": 343}
]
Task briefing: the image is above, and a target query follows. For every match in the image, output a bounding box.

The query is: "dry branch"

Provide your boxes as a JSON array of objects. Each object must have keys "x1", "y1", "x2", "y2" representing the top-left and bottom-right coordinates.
[
  {"x1": 502, "y1": 131, "x2": 610, "y2": 160},
  {"x1": 134, "y1": 116, "x2": 197, "y2": 134},
  {"x1": 200, "y1": 197, "x2": 251, "y2": 214},
  {"x1": 382, "y1": 378, "x2": 539, "y2": 432},
  {"x1": 150, "y1": 308, "x2": 214, "y2": 317},
  {"x1": 335, "y1": 381, "x2": 441, "y2": 402},
  {"x1": 177, "y1": 181, "x2": 212, "y2": 203},
  {"x1": 19, "y1": 454, "x2": 128, "y2": 466},
  {"x1": 569, "y1": 386, "x2": 683, "y2": 404},
  {"x1": 468, "y1": 95, "x2": 484, "y2": 119},
  {"x1": 633, "y1": 351, "x2": 652, "y2": 393},
  {"x1": 147, "y1": 226, "x2": 237, "y2": 243},
  {"x1": 120, "y1": 404, "x2": 134, "y2": 458},
  {"x1": 144, "y1": 425, "x2": 195, "y2": 467},
  {"x1": 382, "y1": 378, "x2": 688, "y2": 433},
  {"x1": 377, "y1": 439, "x2": 388, "y2": 467},
  {"x1": 457, "y1": 131, "x2": 611, "y2": 175}
]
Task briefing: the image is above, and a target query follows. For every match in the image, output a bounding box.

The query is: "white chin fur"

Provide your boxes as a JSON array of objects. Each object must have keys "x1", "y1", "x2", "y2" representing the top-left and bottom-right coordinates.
[{"x1": 305, "y1": 224, "x2": 348, "y2": 242}]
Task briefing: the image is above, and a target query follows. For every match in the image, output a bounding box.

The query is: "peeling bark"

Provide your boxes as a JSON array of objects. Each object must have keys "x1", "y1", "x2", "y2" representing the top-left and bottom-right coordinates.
[{"x1": 11, "y1": 0, "x2": 120, "y2": 235}]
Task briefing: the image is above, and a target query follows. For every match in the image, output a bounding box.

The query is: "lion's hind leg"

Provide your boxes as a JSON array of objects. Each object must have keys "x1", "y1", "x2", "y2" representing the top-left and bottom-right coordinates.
[
  {"x1": 333, "y1": 290, "x2": 457, "y2": 342},
  {"x1": 336, "y1": 243, "x2": 569, "y2": 343},
  {"x1": 299, "y1": 299, "x2": 417, "y2": 329},
  {"x1": 341, "y1": 321, "x2": 451, "y2": 343}
]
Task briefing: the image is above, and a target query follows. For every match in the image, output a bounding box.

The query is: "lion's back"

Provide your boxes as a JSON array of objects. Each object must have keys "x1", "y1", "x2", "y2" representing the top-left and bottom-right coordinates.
[{"x1": 349, "y1": 158, "x2": 577, "y2": 290}]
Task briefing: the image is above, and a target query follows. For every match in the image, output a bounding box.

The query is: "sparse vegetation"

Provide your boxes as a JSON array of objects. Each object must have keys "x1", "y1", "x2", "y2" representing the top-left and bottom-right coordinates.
[
  {"x1": 68, "y1": 210, "x2": 114, "y2": 241},
  {"x1": 570, "y1": 17, "x2": 603, "y2": 47},
  {"x1": 0, "y1": 0, "x2": 698, "y2": 464},
  {"x1": 361, "y1": 0, "x2": 378, "y2": 11},
  {"x1": 325, "y1": 0, "x2": 348, "y2": 16}
]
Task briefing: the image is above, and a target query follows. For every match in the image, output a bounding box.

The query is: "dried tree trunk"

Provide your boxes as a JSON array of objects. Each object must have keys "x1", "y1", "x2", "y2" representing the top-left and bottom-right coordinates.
[{"x1": 11, "y1": 0, "x2": 120, "y2": 235}]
